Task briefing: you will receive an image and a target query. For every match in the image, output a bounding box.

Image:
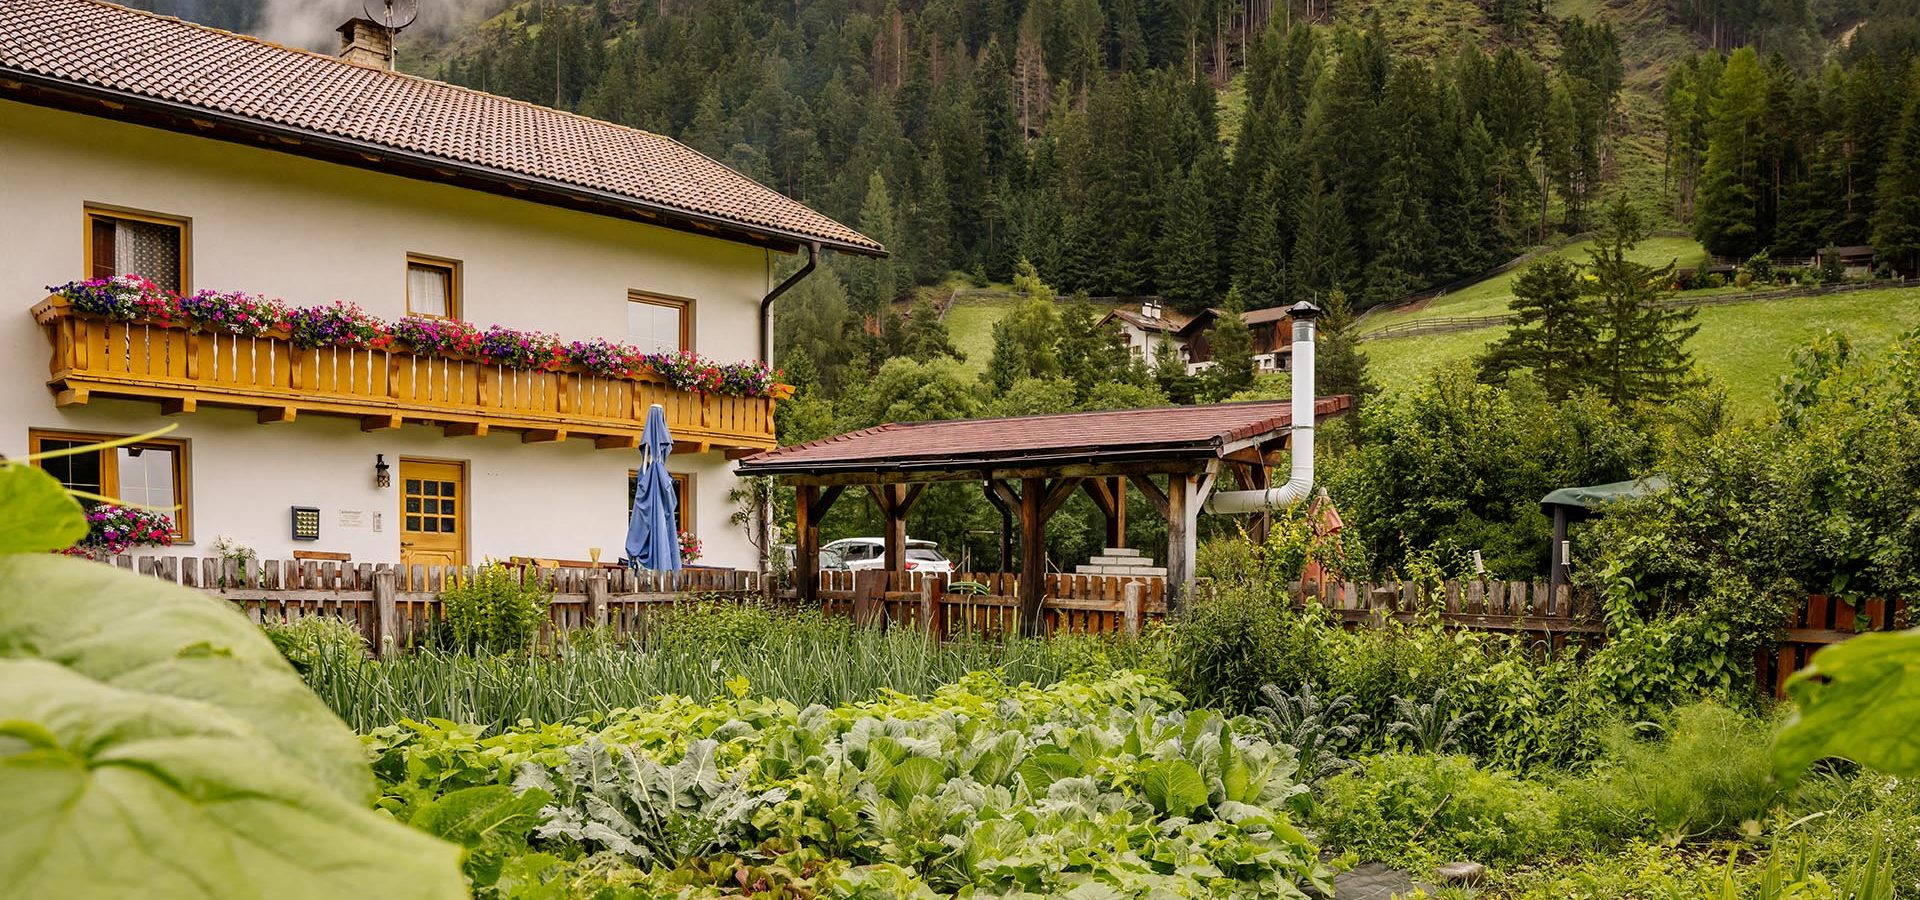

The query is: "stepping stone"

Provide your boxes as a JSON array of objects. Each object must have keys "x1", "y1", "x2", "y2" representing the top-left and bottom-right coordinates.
[
  {"x1": 1306, "y1": 861, "x2": 1437, "y2": 900},
  {"x1": 1435, "y1": 861, "x2": 1486, "y2": 886}
]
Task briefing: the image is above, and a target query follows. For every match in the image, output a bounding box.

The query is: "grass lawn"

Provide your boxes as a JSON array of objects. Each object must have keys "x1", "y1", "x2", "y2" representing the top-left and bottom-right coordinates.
[
  {"x1": 943, "y1": 294, "x2": 1022, "y2": 380},
  {"x1": 1358, "y1": 234, "x2": 1706, "y2": 332},
  {"x1": 1363, "y1": 286, "x2": 1920, "y2": 415}
]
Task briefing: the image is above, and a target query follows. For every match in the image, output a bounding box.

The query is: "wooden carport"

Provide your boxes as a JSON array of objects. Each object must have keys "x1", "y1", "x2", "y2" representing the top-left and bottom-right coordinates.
[{"x1": 735, "y1": 397, "x2": 1352, "y2": 635}]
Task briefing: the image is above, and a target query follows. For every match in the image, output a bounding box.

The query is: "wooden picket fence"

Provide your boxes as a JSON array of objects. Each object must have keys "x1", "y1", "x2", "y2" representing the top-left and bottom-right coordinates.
[
  {"x1": 104, "y1": 554, "x2": 757, "y2": 653},
  {"x1": 807, "y1": 570, "x2": 1171, "y2": 638},
  {"x1": 101, "y1": 555, "x2": 1903, "y2": 695}
]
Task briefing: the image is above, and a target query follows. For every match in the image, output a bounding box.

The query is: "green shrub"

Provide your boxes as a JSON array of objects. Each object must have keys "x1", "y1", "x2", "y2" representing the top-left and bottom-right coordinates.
[
  {"x1": 1563, "y1": 702, "x2": 1780, "y2": 843},
  {"x1": 1313, "y1": 752, "x2": 1572, "y2": 868},
  {"x1": 438, "y1": 563, "x2": 547, "y2": 654},
  {"x1": 264, "y1": 615, "x2": 369, "y2": 673},
  {"x1": 1167, "y1": 583, "x2": 1317, "y2": 713}
]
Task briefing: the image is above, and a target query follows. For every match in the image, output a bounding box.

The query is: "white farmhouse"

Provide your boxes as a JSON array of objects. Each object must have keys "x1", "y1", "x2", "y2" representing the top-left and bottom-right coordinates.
[{"x1": 0, "y1": 0, "x2": 881, "y2": 569}]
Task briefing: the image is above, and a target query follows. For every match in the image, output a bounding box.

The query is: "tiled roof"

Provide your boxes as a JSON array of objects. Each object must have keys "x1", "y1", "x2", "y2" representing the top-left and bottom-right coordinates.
[
  {"x1": 0, "y1": 0, "x2": 882, "y2": 255},
  {"x1": 736, "y1": 397, "x2": 1352, "y2": 474},
  {"x1": 1102, "y1": 308, "x2": 1186, "y2": 333}
]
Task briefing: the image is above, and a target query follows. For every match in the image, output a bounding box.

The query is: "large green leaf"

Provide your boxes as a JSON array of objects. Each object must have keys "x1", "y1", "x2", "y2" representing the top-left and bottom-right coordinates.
[
  {"x1": 0, "y1": 464, "x2": 86, "y2": 553},
  {"x1": 0, "y1": 659, "x2": 465, "y2": 899},
  {"x1": 1775, "y1": 628, "x2": 1920, "y2": 783},
  {"x1": 0, "y1": 553, "x2": 370, "y2": 800},
  {"x1": 886, "y1": 756, "x2": 946, "y2": 805},
  {"x1": 411, "y1": 784, "x2": 551, "y2": 887},
  {"x1": 1139, "y1": 759, "x2": 1210, "y2": 818}
]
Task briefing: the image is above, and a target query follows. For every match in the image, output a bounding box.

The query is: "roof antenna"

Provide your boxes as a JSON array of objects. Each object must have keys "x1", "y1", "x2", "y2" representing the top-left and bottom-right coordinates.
[{"x1": 366, "y1": 0, "x2": 421, "y2": 31}]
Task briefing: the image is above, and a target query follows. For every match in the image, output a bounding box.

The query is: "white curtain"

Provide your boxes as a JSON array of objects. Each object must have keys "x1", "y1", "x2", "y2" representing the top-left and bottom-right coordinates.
[
  {"x1": 117, "y1": 220, "x2": 181, "y2": 292},
  {"x1": 408, "y1": 264, "x2": 451, "y2": 317},
  {"x1": 627, "y1": 300, "x2": 682, "y2": 354}
]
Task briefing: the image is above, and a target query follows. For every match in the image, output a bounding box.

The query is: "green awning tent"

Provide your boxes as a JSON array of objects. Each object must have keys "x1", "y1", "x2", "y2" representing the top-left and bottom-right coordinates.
[
  {"x1": 1540, "y1": 475, "x2": 1670, "y2": 520},
  {"x1": 1541, "y1": 475, "x2": 1668, "y2": 600}
]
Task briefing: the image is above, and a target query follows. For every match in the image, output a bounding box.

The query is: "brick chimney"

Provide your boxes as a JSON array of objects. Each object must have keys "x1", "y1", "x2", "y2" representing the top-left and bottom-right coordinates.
[{"x1": 337, "y1": 18, "x2": 395, "y2": 70}]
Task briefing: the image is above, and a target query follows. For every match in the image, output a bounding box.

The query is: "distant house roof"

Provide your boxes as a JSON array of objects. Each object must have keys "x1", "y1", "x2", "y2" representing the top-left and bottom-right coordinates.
[
  {"x1": 1101, "y1": 308, "x2": 1188, "y2": 333},
  {"x1": 1240, "y1": 306, "x2": 1296, "y2": 325},
  {"x1": 1823, "y1": 245, "x2": 1876, "y2": 257},
  {"x1": 736, "y1": 397, "x2": 1353, "y2": 477},
  {"x1": 0, "y1": 0, "x2": 882, "y2": 256}
]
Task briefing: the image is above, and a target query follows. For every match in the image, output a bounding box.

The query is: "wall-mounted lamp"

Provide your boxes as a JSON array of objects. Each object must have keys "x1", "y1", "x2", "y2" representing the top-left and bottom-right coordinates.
[{"x1": 375, "y1": 453, "x2": 391, "y2": 489}]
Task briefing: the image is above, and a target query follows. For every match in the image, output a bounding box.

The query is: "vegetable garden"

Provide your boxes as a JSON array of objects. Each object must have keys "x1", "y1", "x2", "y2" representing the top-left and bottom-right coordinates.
[{"x1": 5, "y1": 329, "x2": 1918, "y2": 898}]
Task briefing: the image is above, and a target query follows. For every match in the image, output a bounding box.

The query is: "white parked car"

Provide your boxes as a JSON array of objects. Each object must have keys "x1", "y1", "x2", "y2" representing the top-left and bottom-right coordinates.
[{"x1": 822, "y1": 537, "x2": 954, "y2": 574}]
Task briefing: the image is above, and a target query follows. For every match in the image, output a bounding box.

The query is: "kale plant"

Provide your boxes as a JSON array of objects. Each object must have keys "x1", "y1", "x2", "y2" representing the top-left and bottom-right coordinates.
[{"x1": 1255, "y1": 683, "x2": 1368, "y2": 781}]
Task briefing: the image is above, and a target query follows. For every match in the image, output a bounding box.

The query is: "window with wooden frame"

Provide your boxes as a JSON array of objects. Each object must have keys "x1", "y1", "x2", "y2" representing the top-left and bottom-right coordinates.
[
  {"x1": 626, "y1": 292, "x2": 692, "y2": 355},
  {"x1": 626, "y1": 469, "x2": 694, "y2": 537},
  {"x1": 406, "y1": 255, "x2": 460, "y2": 319},
  {"x1": 29, "y1": 429, "x2": 192, "y2": 540},
  {"x1": 85, "y1": 206, "x2": 189, "y2": 293}
]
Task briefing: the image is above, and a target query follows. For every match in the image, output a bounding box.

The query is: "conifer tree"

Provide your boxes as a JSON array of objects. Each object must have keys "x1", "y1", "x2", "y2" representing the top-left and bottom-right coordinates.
[
  {"x1": 1155, "y1": 167, "x2": 1219, "y2": 309},
  {"x1": 1291, "y1": 170, "x2": 1357, "y2": 299},
  {"x1": 1152, "y1": 332, "x2": 1199, "y2": 405},
  {"x1": 1695, "y1": 48, "x2": 1769, "y2": 256},
  {"x1": 902, "y1": 298, "x2": 963, "y2": 362},
  {"x1": 1201, "y1": 290, "x2": 1257, "y2": 401},
  {"x1": 1313, "y1": 289, "x2": 1378, "y2": 410},
  {"x1": 1871, "y1": 73, "x2": 1920, "y2": 277},
  {"x1": 1232, "y1": 169, "x2": 1290, "y2": 309},
  {"x1": 906, "y1": 149, "x2": 954, "y2": 283},
  {"x1": 849, "y1": 172, "x2": 899, "y2": 316},
  {"x1": 1476, "y1": 256, "x2": 1595, "y2": 398},
  {"x1": 1586, "y1": 197, "x2": 1701, "y2": 406}
]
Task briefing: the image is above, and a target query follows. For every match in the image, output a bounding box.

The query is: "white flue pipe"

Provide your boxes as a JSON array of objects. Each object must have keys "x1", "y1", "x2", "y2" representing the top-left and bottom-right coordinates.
[{"x1": 1205, "y1": 301, "x2": 1320, "y2": 514}]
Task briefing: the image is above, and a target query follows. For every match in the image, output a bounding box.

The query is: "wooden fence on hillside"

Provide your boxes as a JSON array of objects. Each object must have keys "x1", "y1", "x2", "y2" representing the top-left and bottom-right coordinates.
[{"x1": 1358, "y1": 278, "x2": 1920, "y2": 343}]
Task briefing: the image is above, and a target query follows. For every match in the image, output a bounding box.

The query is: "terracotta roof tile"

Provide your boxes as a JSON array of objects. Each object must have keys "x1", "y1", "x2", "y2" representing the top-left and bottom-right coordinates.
[
  {"x1": 0, "y1": 0, "x2": 881, "y2": 254},
  {"x1": 737, "y1": 398, "x2": 1353, "y2": 474}
]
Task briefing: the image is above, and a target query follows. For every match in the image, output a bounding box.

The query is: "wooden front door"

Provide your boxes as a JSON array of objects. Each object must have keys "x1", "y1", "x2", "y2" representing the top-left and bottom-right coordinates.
[{"x1": 399, "y1": 459, "x2": 466, "y2": 567}]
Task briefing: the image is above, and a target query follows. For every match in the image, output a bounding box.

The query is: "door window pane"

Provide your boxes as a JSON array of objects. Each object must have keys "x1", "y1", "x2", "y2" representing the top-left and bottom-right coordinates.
[{"x1": 407, "y1": 261, "x2": 454, "y2": 317}]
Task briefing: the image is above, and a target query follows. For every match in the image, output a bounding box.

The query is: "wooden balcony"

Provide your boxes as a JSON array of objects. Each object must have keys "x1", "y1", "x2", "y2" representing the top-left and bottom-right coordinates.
[{"x1": 31, "y1": 296, "x2": 777, "y2": 452}]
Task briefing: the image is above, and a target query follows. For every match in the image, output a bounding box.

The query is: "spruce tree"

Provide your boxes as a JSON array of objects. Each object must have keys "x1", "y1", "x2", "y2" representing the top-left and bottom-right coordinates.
[
  {"x1": 903, "y1": 299, "x2": 963, "y2": 363},
  {"x1": 849, "y1": 172, "x2": 899, "y2": 317},
  {"x1": 1870, "y1": 73, "x2": 1920, "y2": 277},
  {"x1": 1291, "y1": 170, "x2": 1357, "y2": 299},
  {"x1": 1233, "y1": 170, "x2": 1290, "y2": 309},
  {"x1": 906, "y1": 149, "x2": 954, "y2": 283},
  {"x1": 1313, "y1": 289, "x2": 1378, "y2": 410},
  {"x1": 1586, "y1": 197, "x2": 1701, "y2": 406},
  {"x1": 1695, "y1": 49, "x2": 1769, "y2": 257},
  {"x1": 1476, "y1": 256, "x2": 1596, "y2": 399},
  {"x1": 1155, "y1": 167, "x2": 1219, "y2": 309},
  {"x1": 1152, "y1": 331, "x2": 1199, "y2": 405},
  {"x1": 1201, "y1": 290, "x2": 1257, "y2": 402}
]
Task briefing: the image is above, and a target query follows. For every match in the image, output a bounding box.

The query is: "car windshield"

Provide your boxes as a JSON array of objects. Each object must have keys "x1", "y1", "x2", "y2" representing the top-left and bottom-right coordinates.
[{"x1": 907, "y1": 548, "x2": 944, "y2": 561}]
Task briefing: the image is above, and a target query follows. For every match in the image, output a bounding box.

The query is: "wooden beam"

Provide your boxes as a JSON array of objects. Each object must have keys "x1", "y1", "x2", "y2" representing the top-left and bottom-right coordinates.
[
  {"x1": 880, "y1": 484, "x2": 909, "y2": 575},
  {"x1": 444, "y1": 422, "x2": 487, "y2": 438},
  {"x1": 1166, "y1": 473, "x2": 1197, "y2": 613},
  {"x1": 596, "y1": 435, "x2": 641, "y2": 450},
  {"x1": 983, "y1": 480, "x2": 1015, "y2": 572},
  {"x1": 53, "y1": 387, "x2": 89, "y2": 407},
  {"x1": 1082, "y1": 478, "x2": 1117, "y2": 519},
  {"x1": 1129, "y1": 474, "x2": 1170, "y2": 518},
  {"x1": 898, "y1": 483, "x2": 928, "y2": 517},
  {"x1": 361, "y1": 414, "x2": 402, "y2": 432},
  {"x1": 795, "y1": 484, "x2": 820, "y2": 603},
  {"x1": 257, "y1": 407, "x2": 296, "y2": 424},
  {"x1": 808, "y1": 484, "x2": 845, "y2": 523},
  {"x1": 160, "y1": 397, "x2": 196, "y2": 416},
  {"x1": 1018, "y1": 476, "x2": 1046, "y2": 638},
  {"x1": 521, "y1": 428, "x2": 567, "y2": 444},
  {"x1": 1040, "y1": 477, "x2": 1084, "y2": 522},
  {"x1": 767, "y1": 458, "x2": 1205, "y2": 487},
  {"x1": 1107, "y1": 477, "x2": 1128, "y2": 548}
]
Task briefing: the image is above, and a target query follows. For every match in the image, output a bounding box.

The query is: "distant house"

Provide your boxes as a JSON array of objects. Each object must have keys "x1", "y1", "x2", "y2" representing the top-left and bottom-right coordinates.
[
  {"x1": 1109, "y1": 303, "x2": 1297, "y2": 375},
  {"x1": 1100, "y1": 300, "x2": 1191, "y2": 364},
  {"x1": 1, "y1": 0, "x2": 881, "y2": 568},
  {"x1": 1817, "y1": 245, "x2": 1877, "y2": 278}
]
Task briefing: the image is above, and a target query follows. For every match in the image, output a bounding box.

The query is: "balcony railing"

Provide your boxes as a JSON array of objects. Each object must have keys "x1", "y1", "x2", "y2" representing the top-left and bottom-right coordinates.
[{"x1": 32, "y1": 296, "x2": 777, "y2": 451}]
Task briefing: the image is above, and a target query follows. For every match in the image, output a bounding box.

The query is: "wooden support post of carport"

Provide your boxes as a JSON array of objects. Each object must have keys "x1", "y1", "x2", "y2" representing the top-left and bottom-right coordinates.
[{"x1": 793, "y1": 484, "x2": 843, "y2": 603}]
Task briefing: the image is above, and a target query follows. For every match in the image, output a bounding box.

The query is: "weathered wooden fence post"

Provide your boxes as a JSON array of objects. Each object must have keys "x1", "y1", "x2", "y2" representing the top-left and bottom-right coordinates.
[
  {"x1": 920, "y1": 577, "x2": 944, "y2": 639},
  {"x1": 1122, "y1": 581, "x2": 1144, "y2": 637},
  {"x1": 373, "y1": 569, "x2": 399, "y2": 659},
  {"x1": 587, "y1": 571, "x2": 610, "y2": 629}
]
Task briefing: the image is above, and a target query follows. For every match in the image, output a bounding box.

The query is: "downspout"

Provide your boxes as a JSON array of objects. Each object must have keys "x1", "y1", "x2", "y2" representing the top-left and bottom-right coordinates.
[
  {"x1": 760, "y1": 241, "x2": 820, "y2": 369},
  {"x1": 1204, "y1": 301, "x2": 1322, "y2": 514}
]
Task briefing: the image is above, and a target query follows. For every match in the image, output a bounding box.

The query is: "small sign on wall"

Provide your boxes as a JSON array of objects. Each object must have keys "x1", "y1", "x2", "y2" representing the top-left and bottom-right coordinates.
[
  {"x1": 291, "y1": 506, "x2": 320, "y2": 541},
  {"x1": 337, "y1": 510, "x2": 365, "y2": 530}
]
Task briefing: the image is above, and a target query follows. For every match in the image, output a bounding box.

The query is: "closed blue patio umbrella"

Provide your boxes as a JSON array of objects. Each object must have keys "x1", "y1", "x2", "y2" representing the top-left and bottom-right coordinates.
[{"x1": 624, "y1": 404, "x2": 682, "y2": 571}]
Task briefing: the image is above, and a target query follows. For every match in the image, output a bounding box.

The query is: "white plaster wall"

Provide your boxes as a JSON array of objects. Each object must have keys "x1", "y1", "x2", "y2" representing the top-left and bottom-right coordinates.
[{"x1": 0, "y1": 100, "x2": 776, "y2": 567}]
